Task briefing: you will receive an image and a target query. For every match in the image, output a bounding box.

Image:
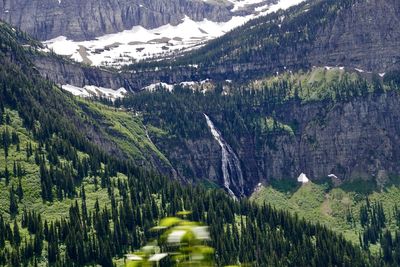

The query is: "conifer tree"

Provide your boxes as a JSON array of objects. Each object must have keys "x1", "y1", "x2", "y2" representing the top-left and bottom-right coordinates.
[{"x1": 9, "y1": 186, "x2": 18, "y2": 217}]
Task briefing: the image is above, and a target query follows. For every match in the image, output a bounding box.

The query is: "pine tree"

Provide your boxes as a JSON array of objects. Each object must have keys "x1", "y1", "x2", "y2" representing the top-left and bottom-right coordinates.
[
  {"x1": 4, "y1": 166, "x2": 10, "y2": 185},
  {"x1": 13, "y1": 220, "x2": 21, "y2": 247},
  {"x1": 9, "y1": 186, "x2": 18, "y2": 217},
  {"x1": 17, "y1": 178, "x2": 23, "y2": 201}
]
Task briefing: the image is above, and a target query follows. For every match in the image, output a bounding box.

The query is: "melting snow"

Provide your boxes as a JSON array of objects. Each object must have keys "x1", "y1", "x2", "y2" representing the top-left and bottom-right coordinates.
[
  {"x1": 192, "y1": 226, "x2": 211, "y2": 240},
  {"x1": 42, "y1": 0, "x2": 306, "y2": 67},
  {"x1": 142, "y1": 82, "x2": 174, "y2": 92},
  {"x1": 142, "y1": 80, "x2": 213, "y2": 92},
  {"x1": 43, "y1": 16, "x2": 250, "y2": 67},
  {"x1": 328, "y1": 174, "x2": 338, "y2": 179},
  {"x1": 260, "y1": 0, "x2": 306, "y2": 14},
  {"x1": 354, "y1": 68, "x2": 364, "y2": 73},
  {"x1": 297, "y1": 173, "x2": 309, "y2": 184},
  {"x1": 61, "y1": 84, "x2": 127, "y2": 100},
  {"x1": 229, "y1": 0, "x2": 266, "y2": 12}
]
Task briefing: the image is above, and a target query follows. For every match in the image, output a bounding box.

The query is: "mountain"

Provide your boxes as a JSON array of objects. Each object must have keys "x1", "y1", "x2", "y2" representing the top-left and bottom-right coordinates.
[
  {"x1": 2, "y1": 0, "x2": 400, "y2": 265},
  {"x1": 2, "y1": 0, "x2": 300, "y2": 66},
  {"x1": 0, "y1": 0, "x2": 235, "y2": 41},
  {"x1": 117, "y1": 68, "x2": 400, "y2": 197},
  {"x1": 23, "y1": 0, "x2": 400, "y2": 94},
  {"x1": 13, "y1": 0, "x2": 400, "y2": 199},
  {"x1": 0, "y1": 20, "x2": 381, "y2": 267},
  {"x1": 125, "y1": 0, "x2": 399, "y2": 82}
]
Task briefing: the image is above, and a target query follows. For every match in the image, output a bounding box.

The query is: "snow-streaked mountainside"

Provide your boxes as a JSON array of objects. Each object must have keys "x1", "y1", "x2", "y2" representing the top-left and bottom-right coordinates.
[
  {"x1": 61, "y1": 84, "x2": 127, "y2": 100},
  {"x1": 42, "y1": 0, "x2": 305, "y2": 67}
]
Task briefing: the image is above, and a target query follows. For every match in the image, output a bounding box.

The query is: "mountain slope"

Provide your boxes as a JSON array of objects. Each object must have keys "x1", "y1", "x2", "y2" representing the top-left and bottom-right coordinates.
[
  {"x1": 117, "y1": 67, "x2": 400, "y2": 197},
  {"x1": 120, "y1": 0, "x2": 399, "y2": 82},
  {"x1": 37, "y1": 0, "x2": 306, "y2": 67},
  {"x1": 33, "y1": 0, "x2": 400, "y2": 92},
  {"x1": 250, "y1": 180, "x2": 400, "y2": 258},
  {"x1": 0, "y1": 20, "x2": 379, "y2": 267},
  {"x1": 0, "y1": 0, "x2": 235, "y2": 41},
  {"x1": 0, "y1": 20, "x2": 174, "y2": 175}
]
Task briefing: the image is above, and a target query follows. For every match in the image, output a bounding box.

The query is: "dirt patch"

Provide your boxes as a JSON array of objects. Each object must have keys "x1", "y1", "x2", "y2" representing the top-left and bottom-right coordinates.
[{"x1": 78, "y1": 45, "x2": 92, "y2": 65}]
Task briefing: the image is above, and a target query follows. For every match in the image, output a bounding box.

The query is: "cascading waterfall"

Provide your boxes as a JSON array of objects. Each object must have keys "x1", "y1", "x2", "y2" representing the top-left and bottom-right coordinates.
[{"x1": 204, "y1": 114, "x2": 245, "y2": 199}]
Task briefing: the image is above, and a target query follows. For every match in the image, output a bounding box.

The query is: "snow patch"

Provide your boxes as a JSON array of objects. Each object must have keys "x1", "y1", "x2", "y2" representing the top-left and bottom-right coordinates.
[
  {"x1": 42, "y1": 0, "x2": 306, "y2": 67},
  {"x1": 324, "y1": 66, "x2": 345, "y2": 71},
  {"x1": 142, "y1": 82, "x2": 174, "y2": 92},
  {"x1": 229, "y1": 0, "x2": 266, "y2": 12},
  {"x1": 328, "y1": 174, "x2": 338, "y2": 179},
  {"x1": 142, "y1": 80, "x2": 213, "y2": 92},
  {"x1": 354, "y1": 68, "x2": 364, "y2": 73},
  {"x1": 262, "y1": 0, "x2": 305, "y2": 15},
  {"x1": 297, "y1": 173, "x2": 309, "y2": 184},
  {"x1": 43, "y1": 16, "x2": 250, "y2": 67},
  {"x1": 61, "y1": 84, "x2": 127, "y2": 100}
]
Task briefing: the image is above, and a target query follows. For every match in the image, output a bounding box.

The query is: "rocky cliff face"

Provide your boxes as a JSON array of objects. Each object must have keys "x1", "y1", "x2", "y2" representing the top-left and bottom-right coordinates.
[
  {"x1": 0, "y1": 0, "x2": 235, "y2": 41},
  {"x1": 32, "y1": 54, "x2": 202, "y2": 90},
  {"x1": 309, "y1": 0, "x2": 400, "y2": 72},
  {"x1": 261, "y1": 93, "x2": 400, "y2": 184},
  {"x1": 148, "y1": 93, "x2": 400, "y2": 196}
]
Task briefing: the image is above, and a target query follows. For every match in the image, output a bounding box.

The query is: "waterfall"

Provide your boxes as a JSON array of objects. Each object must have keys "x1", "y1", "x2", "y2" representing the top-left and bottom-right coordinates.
[{"x1": 204, "y1": 114, "x2": 244, "y2": 199}]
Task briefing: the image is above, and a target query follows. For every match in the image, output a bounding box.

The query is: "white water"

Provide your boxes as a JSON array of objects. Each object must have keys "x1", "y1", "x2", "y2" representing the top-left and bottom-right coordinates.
[{"x1": 204, "y1": 114, "x2": 244, "y2": 199}]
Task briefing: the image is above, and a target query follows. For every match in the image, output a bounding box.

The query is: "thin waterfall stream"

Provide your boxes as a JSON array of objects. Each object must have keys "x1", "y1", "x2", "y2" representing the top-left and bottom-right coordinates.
[{"x1": 204, "y1": 114, "x2": 244, "y2": 199}]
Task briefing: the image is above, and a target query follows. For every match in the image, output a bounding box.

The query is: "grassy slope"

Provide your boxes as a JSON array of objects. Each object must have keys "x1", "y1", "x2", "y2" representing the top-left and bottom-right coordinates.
[
  {"x1": 251, "y1": 181, "x2": 400, "y2": 248},
  {"x1": 250, "y1": 67, "x2": 363, "y2": 101},
  {"x1": 75, "y1": 98, "x2": 172, "y2": 166}
]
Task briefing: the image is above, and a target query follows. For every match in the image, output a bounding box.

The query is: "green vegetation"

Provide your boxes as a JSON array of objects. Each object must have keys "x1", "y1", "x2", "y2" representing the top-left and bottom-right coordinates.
[
  {"x1": 76, "y1": 99, "x2": 172, "y2": 166},
  {"x1": 125, "y1": 0, "x2": 364, "y2": 79},
  {"x1": 251, "y1": 180, "x2": 400, "y2": 260},
  {"x1": 116, "y1": 66, "x2": 394, "y2": 187},
  {"x1": 251, "y1": 67, "x2": 365, "y2": 102},
  {"x1": 0, "y1": 20, "x2": 381, "y2": 267}
]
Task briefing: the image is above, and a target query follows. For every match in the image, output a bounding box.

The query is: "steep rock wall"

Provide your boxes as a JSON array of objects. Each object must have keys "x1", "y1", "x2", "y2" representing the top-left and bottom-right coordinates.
[
  {"x1": 0, "y1": 0, "x2": 233, "y2": 40},
  {"x1": 149, "y1": 93, "x2": 400, "y2": 195}
]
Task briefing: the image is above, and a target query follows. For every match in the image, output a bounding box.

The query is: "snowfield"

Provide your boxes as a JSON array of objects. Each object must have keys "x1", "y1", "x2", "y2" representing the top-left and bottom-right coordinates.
[
  {"x1": 43, "y1": 0, "x2": 306, "y2": 68},
  {"x1": 61, "y1": 84, "x2": 127, "y2": 100},
  {"x1": 142, "y1": 79, "x2": 213, "y2": 93}
]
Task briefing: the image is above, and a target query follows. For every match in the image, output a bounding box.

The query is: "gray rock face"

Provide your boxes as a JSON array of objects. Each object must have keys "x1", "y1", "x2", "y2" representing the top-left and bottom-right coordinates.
[
  {"x1": 32, "y1": 54, "x2": 201, "y2": 90},
  {"x1": 0, "y1": 0, "x2": 234, "y2": 40},
  {"x1": 150, "y1": 93, "x2": 400, "y2": 196},
  {"x1": 309, "y1": 0, "x2": 400, "y2": 72}
]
